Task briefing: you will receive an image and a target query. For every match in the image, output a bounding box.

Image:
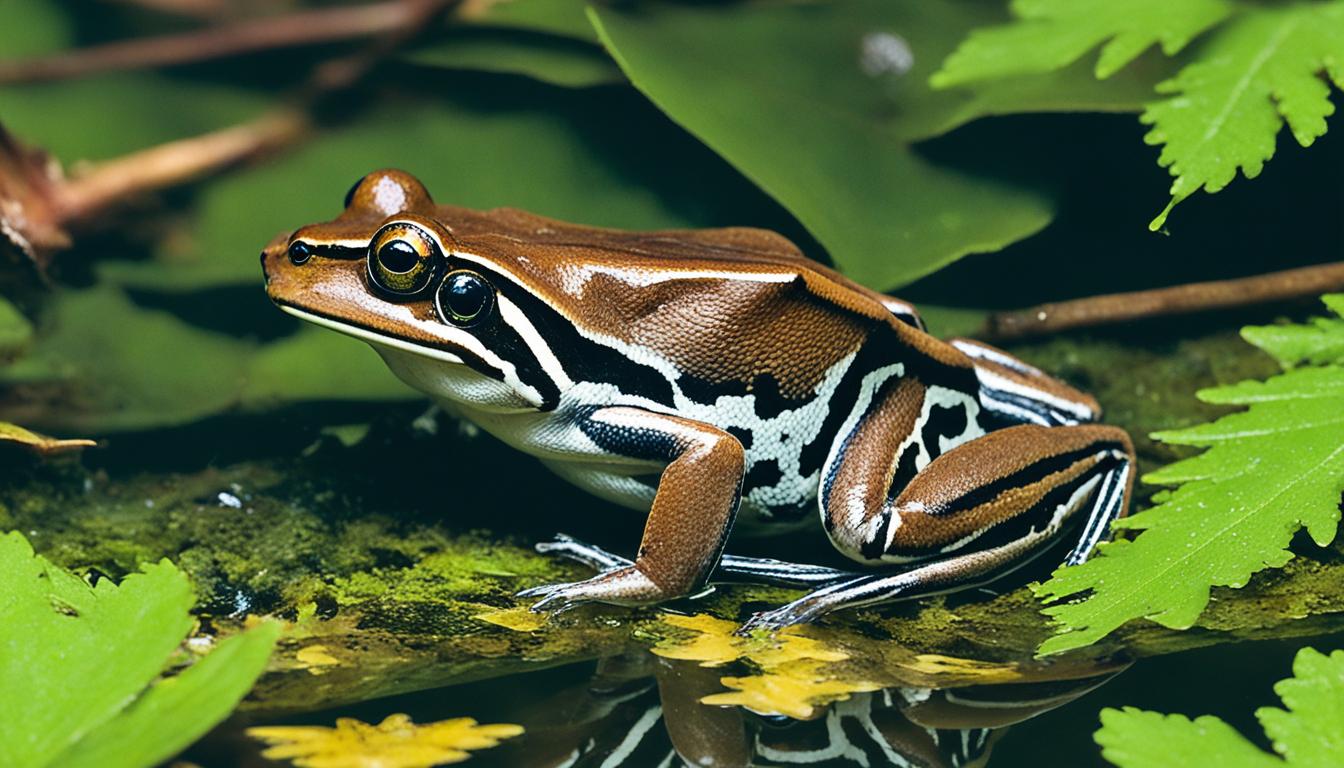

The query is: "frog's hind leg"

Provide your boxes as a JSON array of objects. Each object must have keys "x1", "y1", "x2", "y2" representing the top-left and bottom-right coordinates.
[{"x1": 743, "y1": 422, "x2": 1134, "y2": 632}]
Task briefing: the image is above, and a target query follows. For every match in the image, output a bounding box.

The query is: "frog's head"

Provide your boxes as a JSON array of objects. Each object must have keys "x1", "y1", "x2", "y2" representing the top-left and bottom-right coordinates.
[{"x1": 261, "y1": 169, "x2": 551, "y2": 411}]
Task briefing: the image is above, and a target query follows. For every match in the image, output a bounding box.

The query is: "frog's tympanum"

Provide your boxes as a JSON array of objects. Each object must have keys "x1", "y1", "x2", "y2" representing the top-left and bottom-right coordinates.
[{"x1": 261, "y1": 169, "x2": 1135, "y2": 631}]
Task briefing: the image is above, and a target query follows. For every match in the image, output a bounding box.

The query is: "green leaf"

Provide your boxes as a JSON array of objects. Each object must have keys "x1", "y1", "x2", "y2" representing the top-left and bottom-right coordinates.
[
  {"x1": 0, "y1": 531, "x2": 193, "y2": 767},
  {"x1": 0, "y1": 286, "x2": 412, "y2": 432},
  {"x1": 589, "y1": 0, "x2": 1068, "y2": 290},
  {"x1": 1034, "y1": 297, "x2": 1344, "y2": 656},
  {"x1": 931, "y1": 0, "x2": 1231, "y2": 85},
  {"x1": 1257, "y1": 648, "x2": 1344, "y2": 766},
  {"x1": 1096, "y1": 708, "x2": 1283, "y2": 768},
  {"x1": 1241, "y1": 295, "x2": 1344, "y2": 367},
  {"x1": 54, "y1": 622, "x2": 282, "y2": 768},
  {"x1": 1096, "y1": 648, "x2": 1344, "y2": 767},
  {"x1": 405, "y1": 32, "x2": 620, "y2": 88},
  {"x1": 1144, "y1": 3, "x2": 1344, "y2": 229}
]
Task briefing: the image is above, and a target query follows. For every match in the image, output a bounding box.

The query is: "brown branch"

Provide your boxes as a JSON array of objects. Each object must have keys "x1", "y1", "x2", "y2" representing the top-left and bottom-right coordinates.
[
  {"x1": 980, "y1": 262, "x2": 1344, "y2": 342},
  {"x1": 55, "y1": 109, "x2": 310, "y2": 220},
  {"x1": 0, "y1": 0, "x2": 426, "y2": 85}
]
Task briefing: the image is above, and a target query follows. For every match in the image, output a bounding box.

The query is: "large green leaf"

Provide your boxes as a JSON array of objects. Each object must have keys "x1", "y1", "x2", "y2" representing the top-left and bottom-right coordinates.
[
  {"x1": 0, "y1": 530, "x2": 280, "y2": 768},
  {"x1": 0, "y1": 531, "x2": 193, "y2": 767},
  {"x1": 405, "y1": 31, "x2": 620, "y2": 88},
  {"x1": 1034, "y1": 296, "x2": 1344, "y2": 656},
  {"x1": 588, "y1": 0, "x2": 1165, "y2": 289},
  {"x1": 55, "y1": 622, "x2": 282, "y2": 768},
  {"x1": 1096, "y1": 648, "x2": 1344, "y2": 767},
  {"x1": 0, "y1": 286, "x2": 412, "y2": 432}
]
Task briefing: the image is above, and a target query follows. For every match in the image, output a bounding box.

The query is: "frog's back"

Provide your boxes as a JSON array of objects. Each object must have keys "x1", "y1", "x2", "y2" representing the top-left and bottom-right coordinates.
[{"x1": 443, "y1": 205, "x2": 969, "y2": 403}]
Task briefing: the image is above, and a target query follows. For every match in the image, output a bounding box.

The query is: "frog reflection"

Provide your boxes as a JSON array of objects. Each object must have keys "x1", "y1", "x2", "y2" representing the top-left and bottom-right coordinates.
[{"x1": 485, "y1": 653, "x2": 1121, "y2": 768}]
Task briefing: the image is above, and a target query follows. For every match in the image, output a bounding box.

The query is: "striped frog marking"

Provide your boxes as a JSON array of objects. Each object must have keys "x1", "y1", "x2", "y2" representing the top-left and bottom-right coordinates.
[{"x1": 261, "y1": 169, "x2": 1136, "y2": 630}]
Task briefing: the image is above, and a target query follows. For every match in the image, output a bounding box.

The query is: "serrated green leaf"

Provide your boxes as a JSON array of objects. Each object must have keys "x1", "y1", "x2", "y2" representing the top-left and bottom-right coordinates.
[
  {"x1": 1256, "y1": 648, "x2": 1344, "y2": 766},
  {"x1": 1096, "y1": 708, "x2": 1283, "y2": 768},
  {"x1": 1034, "y1": 297, "x2": 1344, "y2": 656},
  {"x1": 0, "y1": 531, "x2": 194, "y2": 767},
  {"x1": 54, "y1": 622, "x2": 281, "y2": 768},
  {"x1": 1240, "y1": 294, "x2": 1344, "y2": 367},
  {"x1": 1144, "y1": 3, "x2": 1344, "y2": 229},
  {"x1": 1096, "y1": 648, "x2": 1344, "y2": 767},
  {"x1": 931, "y1": 0, "x2": 1230, "y2": 86}
]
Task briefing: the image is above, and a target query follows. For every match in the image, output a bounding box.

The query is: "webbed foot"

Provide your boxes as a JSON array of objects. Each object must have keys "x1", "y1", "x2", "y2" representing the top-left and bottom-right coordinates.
[{"x1": 518, "y1": 565, "x2": 666, "y2": 614}]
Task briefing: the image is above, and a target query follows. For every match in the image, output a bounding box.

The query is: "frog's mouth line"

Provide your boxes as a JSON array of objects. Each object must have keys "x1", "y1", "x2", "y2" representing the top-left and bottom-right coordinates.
[{"x1": 278, "y1": 305, "x2": 467, "y2": 366}]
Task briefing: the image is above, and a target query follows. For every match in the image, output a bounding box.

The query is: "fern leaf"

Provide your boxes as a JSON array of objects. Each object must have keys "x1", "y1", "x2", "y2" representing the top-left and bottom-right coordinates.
[
  {"x1": 930, "y1": 0, "x2": 1230, "y2": 87},
  {"x1": 1145, "y1": 3, "x2": 1344, "y2": 229},
  {"x1": 1035, "y1": 296, "x2": 1344, "y2": 657},
  {"x1": 1097, "y1": 648, "x2": 1344, "y2": 767}
]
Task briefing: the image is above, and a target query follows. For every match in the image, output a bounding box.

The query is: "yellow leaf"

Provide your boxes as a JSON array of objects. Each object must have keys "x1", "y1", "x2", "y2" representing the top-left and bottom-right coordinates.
[
  {"x1": 248, "y1": 714, "x2": 524, "y2": 768},
  {"x1": 0, "y1": 422, "x2": 95, "y2": 455},
  {"x1": 295, "y1": 645, "x2": 341, "y2": 675},
  {"x1": 703, "y1": 661, "x2": 882, "y2": 719},
  {"x1": 653, "y1": 613, "x2": 849, "y2": 668},
  {"x1": 474, "y1": 606, "x2": 546, "y2": 633}
]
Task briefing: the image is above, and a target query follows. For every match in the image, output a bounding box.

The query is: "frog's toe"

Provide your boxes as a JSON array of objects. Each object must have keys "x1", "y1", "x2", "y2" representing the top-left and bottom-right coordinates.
[
  {"x1": 735, "y1": 603, "x2": 823, "y2": 636},
  {"x1": 533, "y1": 534, "x2": 633, "y2": 571},
  {"x1": 515, "y1": 580, "x2": 574, "y2": 600},
  {"x1": 526, "y1": 588, "x2": 591, "y2": 615}
]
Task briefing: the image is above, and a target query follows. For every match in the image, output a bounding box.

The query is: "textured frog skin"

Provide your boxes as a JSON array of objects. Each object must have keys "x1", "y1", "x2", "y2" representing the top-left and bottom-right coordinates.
[{"x1": 262, "y1": 169, "x2": 1136, "y2": 629}]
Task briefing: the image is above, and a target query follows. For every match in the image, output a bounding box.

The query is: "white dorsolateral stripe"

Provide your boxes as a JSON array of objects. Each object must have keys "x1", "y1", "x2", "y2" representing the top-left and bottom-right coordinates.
[
  {"x1": 976, "y1": 367, "x2": 1094, "y2": 423},
  {"x1": 597, "y1": 704, "x2": 664, "y2": 768},
  {"x1": 279, "y1": 305, "x2": 545, "y2": 408},
  {"x1": 496, "y1": 293, "x2": 573, "y2": 390}
]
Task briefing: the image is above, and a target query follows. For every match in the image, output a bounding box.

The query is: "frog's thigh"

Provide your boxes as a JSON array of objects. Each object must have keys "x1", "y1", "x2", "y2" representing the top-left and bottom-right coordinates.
[
  {"x1": 829, "y1": 422, "x2": 1134, "y2": 567},
  {"x1": 746, "y1": 424, "x2": 1134, "y2": 630}
]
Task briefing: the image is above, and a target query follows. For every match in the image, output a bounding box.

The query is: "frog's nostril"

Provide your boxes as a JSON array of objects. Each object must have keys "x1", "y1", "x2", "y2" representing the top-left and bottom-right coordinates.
[{"x1": 288, "y1": 241, "x2": 314, "y2": 265}]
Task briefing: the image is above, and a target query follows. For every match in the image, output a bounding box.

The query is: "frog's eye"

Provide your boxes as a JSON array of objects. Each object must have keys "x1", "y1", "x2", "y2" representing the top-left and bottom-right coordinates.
[
  {"x1": 367, "y1": 222, "x2": 440, "y2": 296},
  {"x1": 436, "y1": 270, "x2": 494, "y2": 326}
]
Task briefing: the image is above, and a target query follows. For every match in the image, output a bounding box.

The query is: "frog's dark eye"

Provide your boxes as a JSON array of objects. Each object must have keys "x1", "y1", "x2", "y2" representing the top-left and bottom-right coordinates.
[
  {"x1": 288, "y1": 240, "x2": 314, "y2": 265},
  {"x1": 367, "y1": 222, "x2": 440, "y2": 296},
  {"x1": 436, "y1": 270, "x2": 493, "y2": 326}
]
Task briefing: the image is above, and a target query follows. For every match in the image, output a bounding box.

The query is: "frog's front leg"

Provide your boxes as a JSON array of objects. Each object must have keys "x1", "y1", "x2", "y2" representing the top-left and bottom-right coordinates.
[
  {"x1": 743, "y1": 411, "x2": 1134, "y2": 632},
  {"x1": 523, "y1": 407, "x2": 745, "y2": 612}
]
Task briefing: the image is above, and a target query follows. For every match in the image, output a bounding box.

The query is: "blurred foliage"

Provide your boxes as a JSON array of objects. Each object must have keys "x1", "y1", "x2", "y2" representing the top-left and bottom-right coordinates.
[
  {"x1": 934, "y1": 0, "x2": 1344, "y2": 229},
  {"x1": 1095, "y1": 647, "x2": 1344, "y2": 767},
  {"x1": 0, "y1": 530, "x2": 279, "y2": 768},
  {"x1": 1036, "y1": 296, "x2": 1344, "y2": 656}
]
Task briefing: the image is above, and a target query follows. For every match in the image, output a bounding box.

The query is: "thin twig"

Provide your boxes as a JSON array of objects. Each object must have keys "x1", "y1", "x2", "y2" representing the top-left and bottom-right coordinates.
[
  {"x1": 0, "y1": 0, "x2": 424, "y2": 84},
  {"x1": 56, "y1": 109, "x2": 310, "y2": 220},
  {"x1": 980, "y1": 262, "x2": 1344, "y2": 342}
]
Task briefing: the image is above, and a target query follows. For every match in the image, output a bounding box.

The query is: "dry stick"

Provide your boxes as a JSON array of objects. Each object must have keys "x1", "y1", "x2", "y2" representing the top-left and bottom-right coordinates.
[
  {"x1": 0, "y1": 0, "x2": 425, "y2": 84},
  {"x1": 980, "y1": 262, "x2": 1344, "y2": 342},
  {"x1": 56, "y1": 109, "x2": 310, "y2": 221}
]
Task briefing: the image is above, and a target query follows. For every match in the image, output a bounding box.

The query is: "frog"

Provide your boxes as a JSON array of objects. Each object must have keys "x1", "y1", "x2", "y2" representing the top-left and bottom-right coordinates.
[{"x1": 260, "y1": 169, "x2": 1135, "y2": 631}]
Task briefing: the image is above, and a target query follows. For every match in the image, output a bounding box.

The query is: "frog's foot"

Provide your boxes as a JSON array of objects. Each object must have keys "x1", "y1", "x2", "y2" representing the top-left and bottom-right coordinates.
[
  {"x1": 533, "y1": 533, "x2": 633, "y2": 571},
  {"x1": 736, "y1": 595, "x2": 833, "y2": 635},
  {"x1": 520, "y1": 565, "x2": 667, "y2": 614}
]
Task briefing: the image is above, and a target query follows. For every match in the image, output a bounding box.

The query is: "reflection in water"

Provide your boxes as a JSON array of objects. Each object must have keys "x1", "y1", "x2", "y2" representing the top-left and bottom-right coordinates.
[{"x1": 485, "y1": 652, "x2": 1121, "y2": 768}]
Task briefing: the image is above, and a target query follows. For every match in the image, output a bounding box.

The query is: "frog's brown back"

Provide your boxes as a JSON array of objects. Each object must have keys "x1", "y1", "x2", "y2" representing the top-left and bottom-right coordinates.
[{"x1": 443, "y1": 205, "x2": 970, "y2": 399}]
